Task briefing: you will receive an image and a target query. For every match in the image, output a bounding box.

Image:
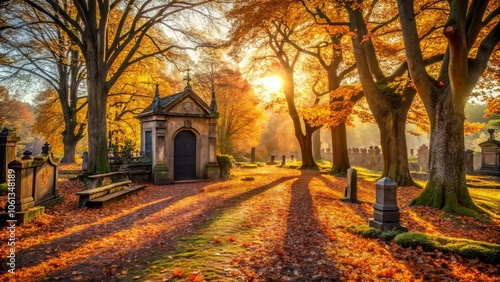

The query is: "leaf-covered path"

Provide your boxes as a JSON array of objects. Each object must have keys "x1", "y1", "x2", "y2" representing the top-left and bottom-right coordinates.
[{"x1": 1, "y1": 167, "x2": 499, "y2": 281}]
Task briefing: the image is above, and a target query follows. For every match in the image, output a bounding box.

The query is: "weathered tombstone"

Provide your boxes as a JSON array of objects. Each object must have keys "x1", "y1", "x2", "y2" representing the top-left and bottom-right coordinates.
[
  {"x1": 409, "y1": 148, "x2": 414, "y2": 157},
  {"x1": 341, "y1": 168, "x2": 358, "y2": 203},
  {"x1": 281, "y1": 155, "x2": 286, "y2": 166},
  {"x1": 465, "y1": 149, "x2": 474, "y2": 174},
  {"x1": 417, "y1": 144, "x2": 429, "y2": 172},
  {"x1": 0, "y1": 128, "x2": 20, "y2": 183},
  {"x1": 2, "y1": 142, "x2": 63, "y2": 224},
  {"x1": 82, "y1": 151, "x2": 88, "y2": 172},
  {"x1": 478, "y1": 129, "x2": 500, "y2": 176},
  {"x1": 250, "y1": 147, "x2": 256, "y2": 164},
  {"x1": 368, "y1": 177, "x2": 407, "y2": 231},
  {"x1": 271, "y1": 155, "x2": 275, "y2": 163},
  {"x1": 291, "y1": 154, "x2": 294, "y2": 162}
]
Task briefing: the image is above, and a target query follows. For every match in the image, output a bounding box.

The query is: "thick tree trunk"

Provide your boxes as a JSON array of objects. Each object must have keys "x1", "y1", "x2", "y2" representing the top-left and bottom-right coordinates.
[
  {"x1": 377, "y1": 113, "x2": 418, "y2": 186},
  {"x1": 85, "y1": 34, "x2": 110, "y2": 174},
  {"x1": 298, "y1": 124, "x2": 317, "y2": 169},
  {"x1": 61, "y1": 131, "x2": 78, "y2": 163},
  {"x1": 312, "y1": 129, "x2": 322, "y2": 160},
  {"x1": 411, "y1": 93, "x2": 478, "y2": 216},
  {"x1": 281, "y1": 66, "x2": 317, "y2": 169},
  {"x1": 330, "y1": 123, "x2": 350, "y2": 174}
]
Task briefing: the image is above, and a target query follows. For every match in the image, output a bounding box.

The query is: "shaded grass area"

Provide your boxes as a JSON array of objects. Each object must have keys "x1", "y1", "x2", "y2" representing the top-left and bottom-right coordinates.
[
  {"x1": 126, "y1": 206, "x2": 259, "y2": 281},
  {"x1": 395, "y1": 232, "x2": 500, "y2": 264}
]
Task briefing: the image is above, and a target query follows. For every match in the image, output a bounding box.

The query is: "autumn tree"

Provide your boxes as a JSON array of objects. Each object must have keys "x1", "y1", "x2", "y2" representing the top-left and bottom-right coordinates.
[
  {"x1": 0, "y1": 2, "x2": 88, "y2": 162},
  {"x1": 194, "y1": 58, "x2": 263, "y2": 155},
  {"x1": 309, "y1": 0, "x2": 444, "y2": 185},
  {"x1": 229, "y1": 1, "x2": 320, "y2": 169},
  {"x1": 398, "y1": 0, "x2": 500, "y2": 215},
  {"x1": 20, "y1": 0, "x2": 221, "y2": 173}
]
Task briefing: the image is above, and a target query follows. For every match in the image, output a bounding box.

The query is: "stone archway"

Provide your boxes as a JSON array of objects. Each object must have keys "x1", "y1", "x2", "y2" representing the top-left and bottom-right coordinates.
[{"x1": 174, "y1": 130, "x2": 197, "y2": 180}]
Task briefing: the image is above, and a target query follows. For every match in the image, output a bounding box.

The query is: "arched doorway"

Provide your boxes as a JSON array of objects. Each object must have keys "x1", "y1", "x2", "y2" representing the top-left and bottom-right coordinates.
[{"x1": 174, "y1": 130, "x2": 197, "y2": 180}]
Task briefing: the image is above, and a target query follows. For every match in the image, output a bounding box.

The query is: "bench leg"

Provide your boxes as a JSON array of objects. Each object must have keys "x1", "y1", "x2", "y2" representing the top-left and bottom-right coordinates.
[{"x1": 79, "y1": 195, "x2": 89, "y2": 208}]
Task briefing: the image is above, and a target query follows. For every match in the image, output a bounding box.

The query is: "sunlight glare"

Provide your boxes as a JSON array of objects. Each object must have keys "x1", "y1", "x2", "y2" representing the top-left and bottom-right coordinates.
[{"x1": 261, "y1": 76, "x2": 282, "y2": 92}]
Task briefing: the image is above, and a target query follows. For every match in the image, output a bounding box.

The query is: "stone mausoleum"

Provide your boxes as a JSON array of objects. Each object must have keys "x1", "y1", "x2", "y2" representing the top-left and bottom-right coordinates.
[
  {"x1": 478, "y1": 129, "x2": 500, "y2": 176},
  {"x1": 136, "y1": 78, "x2": 220, "y2": 184}
]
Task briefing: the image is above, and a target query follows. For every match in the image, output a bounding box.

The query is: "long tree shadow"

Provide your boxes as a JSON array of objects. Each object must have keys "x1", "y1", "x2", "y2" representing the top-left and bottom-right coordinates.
[
  {"x1": 43, "y1": 176, "x2": 298, "y2": 280},
  {"x1": 279, "y1": 171, "x2": 340, "y2": 281},
  {"x1": 315, "y1": 174, "x2": 373, "y2": 222}
]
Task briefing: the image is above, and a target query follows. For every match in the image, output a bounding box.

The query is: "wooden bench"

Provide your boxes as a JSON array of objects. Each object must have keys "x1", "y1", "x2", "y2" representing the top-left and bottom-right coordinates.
[
  {"x1": 84, "y1": 171, "x2": 129, "y2": 190},
  {"x1": 77, "y1": 172, "x2": 146, "y2": 208}
]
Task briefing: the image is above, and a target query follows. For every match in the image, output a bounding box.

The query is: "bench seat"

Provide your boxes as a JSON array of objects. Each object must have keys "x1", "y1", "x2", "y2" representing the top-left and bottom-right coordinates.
[
  {"x1": 77, "y1": 180, "x2": 131, "y2": 207},
  {"x1": 86, "y1": 185, "x2": 147, "y2": 208}
]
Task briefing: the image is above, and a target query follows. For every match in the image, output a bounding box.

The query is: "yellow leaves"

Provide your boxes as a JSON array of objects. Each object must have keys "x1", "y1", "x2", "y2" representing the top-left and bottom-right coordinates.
[
  {"x1": 464, "y1": 122, "x2": 484, "y2": 135},
  {"x1": 484, "y1": 96, "x2": 500, "y2": 118}
]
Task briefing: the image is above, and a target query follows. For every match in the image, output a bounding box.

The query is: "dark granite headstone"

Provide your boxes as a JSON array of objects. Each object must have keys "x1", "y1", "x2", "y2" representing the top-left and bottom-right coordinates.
[
  {"x1": 368, "y1": 177, "x2": 407, "y2": 231},
  {"x1": 341, "y1": 168, "x2": 358, "y2": 203}
]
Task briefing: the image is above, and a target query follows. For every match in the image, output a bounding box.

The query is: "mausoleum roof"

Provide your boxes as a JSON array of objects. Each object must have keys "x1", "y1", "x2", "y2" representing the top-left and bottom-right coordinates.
[{"x1": 137, "y1": 85, "x2": 217, "y2": 118}]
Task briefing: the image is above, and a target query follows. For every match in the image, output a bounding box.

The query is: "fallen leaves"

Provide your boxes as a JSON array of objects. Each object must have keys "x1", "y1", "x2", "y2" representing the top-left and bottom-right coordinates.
[{"x1": 0, "y1": 167, "x2": 498, "y2": 282}]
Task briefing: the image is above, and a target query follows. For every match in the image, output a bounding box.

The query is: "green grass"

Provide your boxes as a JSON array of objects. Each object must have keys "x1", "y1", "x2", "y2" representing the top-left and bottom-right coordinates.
[
  {"x1": 395, "y1": 232, "x2": 500, "y2": 264},
  {"x1": 123, "y1": 206, "x2": 260, "y2": 281},
  {"x1": 352, "y1": 166, "x2": 382, "y2": 182},
  {"x1": 469, "y1": 188, "x2": 500, "y2": 219}
]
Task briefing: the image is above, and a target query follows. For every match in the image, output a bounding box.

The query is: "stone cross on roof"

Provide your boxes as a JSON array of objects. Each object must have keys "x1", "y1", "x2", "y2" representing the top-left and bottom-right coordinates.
[{"x1": 184, "y1": 68, "x2": 192, "y2": 89}]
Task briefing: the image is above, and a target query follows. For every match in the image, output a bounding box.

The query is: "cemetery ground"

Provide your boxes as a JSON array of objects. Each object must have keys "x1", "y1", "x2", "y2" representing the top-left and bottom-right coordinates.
[{"x1": 1, "y1": 166, "x2": 499, "y2": 281}]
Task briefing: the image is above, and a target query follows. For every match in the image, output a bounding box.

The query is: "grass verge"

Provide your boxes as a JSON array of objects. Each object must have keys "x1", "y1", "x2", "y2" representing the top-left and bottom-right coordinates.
[{"x1": 394, "y1": 232, "x2": 500, "y2": 264}]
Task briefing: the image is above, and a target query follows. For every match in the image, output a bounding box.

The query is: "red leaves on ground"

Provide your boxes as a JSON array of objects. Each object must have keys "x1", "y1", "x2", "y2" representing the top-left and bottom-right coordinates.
[
  {"x1": 1, "y1": 167, "x2": 498, "y2": 282},
  {"x1": 187, "y1": 272, "x2": 203, "y2": 282},
  {"x1": 227, "y1": 236, "x2": 236, "y2": 242},
  {"x1": 172, "y1": 268, "x2": 183, "y2": 277}
]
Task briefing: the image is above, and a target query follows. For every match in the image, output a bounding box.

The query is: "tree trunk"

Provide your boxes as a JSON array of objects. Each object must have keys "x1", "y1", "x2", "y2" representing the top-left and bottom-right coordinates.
[
  {"x1": 312, "y1": 129, "x2": 322, "y2": 161},
  {"x1": 330, "y1": 123, "x2": 350, "y2": 174},
  {"x1": 377, "y1": 112, "x2": 418, "y2": 186},
  {"x1": 85, "y1": 34, "x2": 110, "y2": 174},
  {"x1": 298, "y1": 123, "x2": 317, "y2": 169},
  {"x1": 411, "y1": 91, "x2": 478, "y2": 216},
  {"x1": 61, "y1": 134, "x2": 78, "y2": 163}
]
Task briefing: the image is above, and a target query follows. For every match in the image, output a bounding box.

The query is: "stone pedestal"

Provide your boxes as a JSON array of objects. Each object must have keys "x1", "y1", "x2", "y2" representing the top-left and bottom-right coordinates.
[
  {"x1": 368, "y1": 177, "x2": 406, "y2": 231},
  {"x1": 153, "y1": 163, "x2": 170, "y2": 185},
  {"x1": 206, "y1": 162, "x2": 220, "y2": 180}
]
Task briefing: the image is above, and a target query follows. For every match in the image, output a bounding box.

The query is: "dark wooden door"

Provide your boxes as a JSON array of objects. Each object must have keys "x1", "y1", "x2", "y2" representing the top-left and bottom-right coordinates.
[{"x1": 174, "y1": 131, "x2": 197, "y2": 180}]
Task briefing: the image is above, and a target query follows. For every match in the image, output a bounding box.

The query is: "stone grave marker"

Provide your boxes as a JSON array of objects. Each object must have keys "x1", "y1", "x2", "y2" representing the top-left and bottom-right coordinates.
[
  {"x1": 341, "y1": 168, "x2": 358, "y2": 203},
  {"x1": 368, "y1": 177, "x2": 407, "y2": 231}
]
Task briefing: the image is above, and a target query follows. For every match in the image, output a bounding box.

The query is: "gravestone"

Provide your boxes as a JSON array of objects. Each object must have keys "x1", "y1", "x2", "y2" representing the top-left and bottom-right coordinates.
[
  {"x1": 417, "y1": 144, "x2": 429, "y2": 172},
  {"x1": 250, "y1": 147, "x2": 256, "y2": 163},
  {"x1": 281, "y1": 155, "x2": 286, "y2": 166},
  {"x1": 478, "y1": 129, "x2": 500, "y2": 176},
  {"x1": 0, "y1": 128, "x2": 20, "y2": 183},
  {"x1": 341, "y1": 168, "x2": 358, "y2": 203},
  {"x1": 82, "y1": 151, "x2": 88, "y2": 172},
  {"x1": 2, "y1": 142, "x2": 63, "y2": 224},
  {"x1": 368, "y1": 177, "x2": 407, "y2": 231}
]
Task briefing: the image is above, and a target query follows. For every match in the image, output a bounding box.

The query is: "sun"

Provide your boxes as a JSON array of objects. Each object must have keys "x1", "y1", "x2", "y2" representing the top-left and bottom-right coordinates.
[{"x1": 261, "y1": 76, "x2": 282, "y2": 92}]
